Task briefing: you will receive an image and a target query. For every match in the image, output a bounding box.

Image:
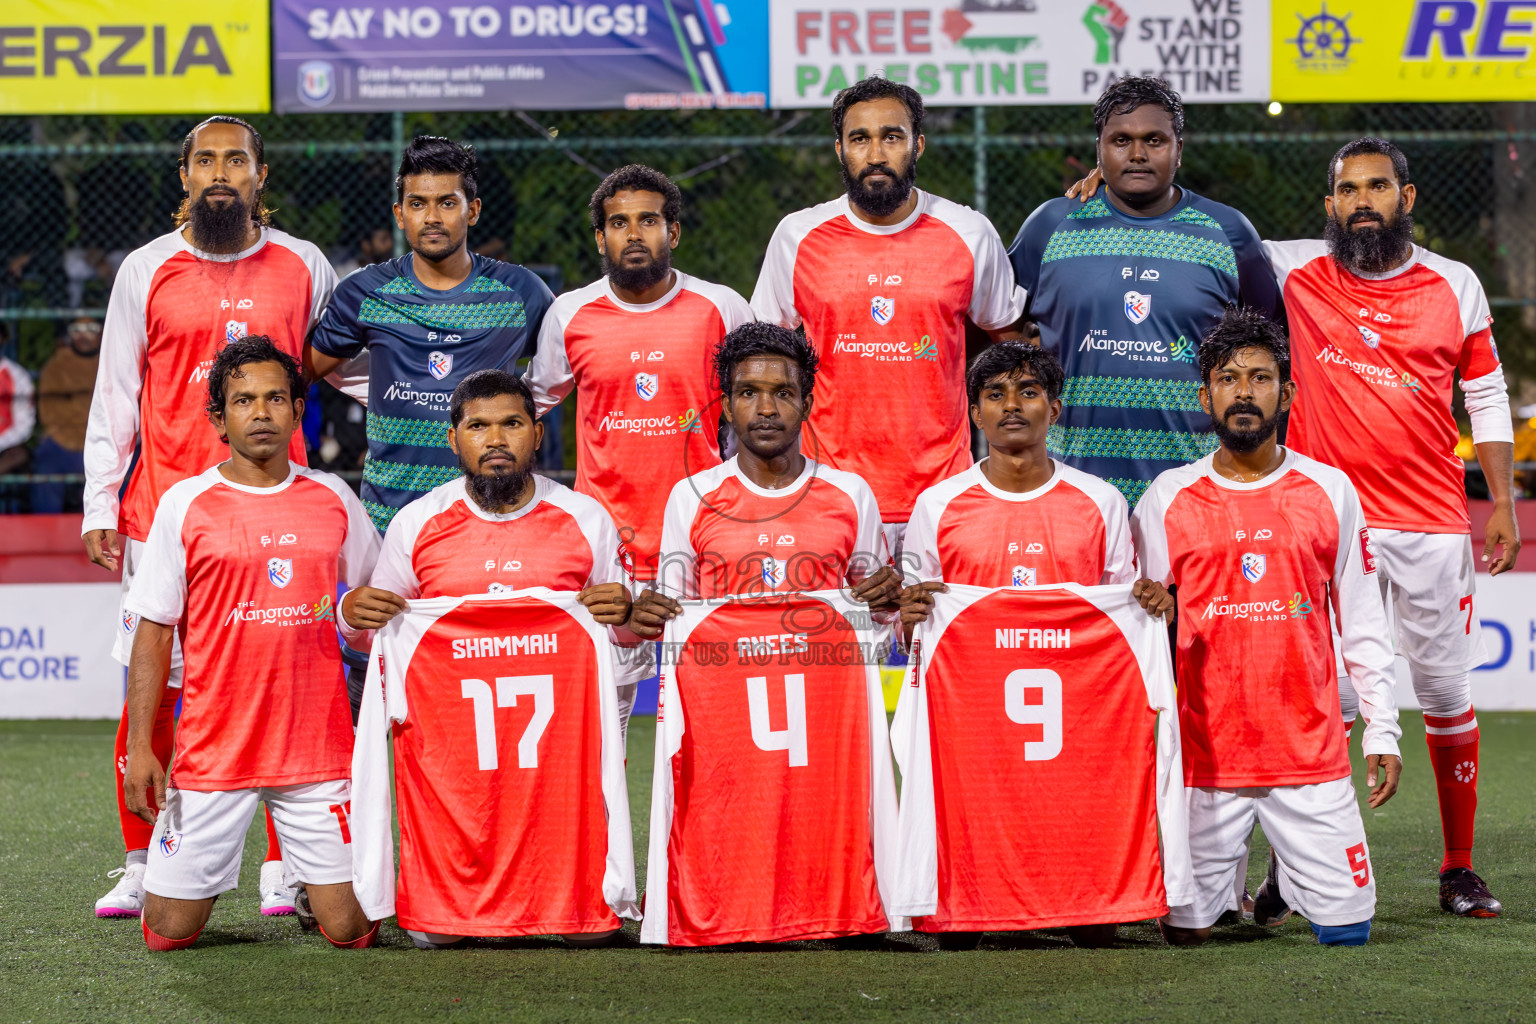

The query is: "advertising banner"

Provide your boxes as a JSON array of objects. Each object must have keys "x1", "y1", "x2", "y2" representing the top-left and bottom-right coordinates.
[
  {"x1": 274, "y1": 0, "x2": 768, "y2": 112},
  {"x1": 770, "y1": 0, "x2": 1270, "y2": 108},
  {"x1": 0, "y1": 583, "x2": 122, "y2": 718},
  {"x1": 1272, "y1": 0, "x2": 1536, "y2": 101},
  {"x1": 0, "y1": 0, "x2": 269, "y2": 114}
]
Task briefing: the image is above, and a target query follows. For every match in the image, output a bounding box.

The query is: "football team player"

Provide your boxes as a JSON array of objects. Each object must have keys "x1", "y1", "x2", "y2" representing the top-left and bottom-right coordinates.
[
  {"x1": 1011, "y1": 77, "x2": 1281, "y2": 508},
  {"x1": 122, "y1": 338, "x2": 380, "y2": 950},
  {"x1": 524, "y1": 164, "x2": 753, "y2": 586},
  {"x1": 1132, "y1": 308, "x2": 1401, "y2": 946},
  {"x1": 83, "y1": 116, "x2": 338, "y2": 920},
  {"x1": 303, "y1": 135, "x2": 554, "y2": 718},
  {"x1": 340, "y1": 370, "x2": 647, "y2": 756},
  {"x1": 899, "y1": 342, "x2": 1135, "y2": 646},
  {"x1": 752, "y1": 77, "x2": 1026, "y2": 564},
  {"x1": 629, "y1": 322, "x2": 900, "y2": 630},
  {"x1": 1262, "y1": 138, "x2": 1519, "y2": 917}
]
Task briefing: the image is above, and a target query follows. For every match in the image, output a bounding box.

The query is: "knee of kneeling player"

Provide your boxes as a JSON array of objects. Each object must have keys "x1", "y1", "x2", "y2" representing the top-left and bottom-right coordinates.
[
  {"x1": 1311, "y1": 919, "x2": 1372, "y2": 946},
  {"x1": 320, "y1": 919, "x2": 380, "y2": 949},
  {"x1": 142, "y1": 917, "x2": 203, "y2": 951}
]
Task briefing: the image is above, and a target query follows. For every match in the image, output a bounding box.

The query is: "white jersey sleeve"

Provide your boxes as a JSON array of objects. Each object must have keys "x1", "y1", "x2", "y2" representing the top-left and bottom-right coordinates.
[
  {"x1": 523, "y1": 291, "x2": 578, "y2": 417},
  {"x1": 1299, "y1": 462, "x2": 1402, "y2": 759},
  {"x1": 654, "y1": 478, "x2": 705, "y2": 601},
  {"x1": 750, "y1": 212, "x2": 809, "y2": 329},
  {"x1": 348, "y1": 608, "x2": 416, "y2": 922},
  {"x1": 1130, "y1": 470, "x2": 1183, "y2": 586},
  {"x1": 902, "y1": 485, "x2": 945, "y2": 584},
  {"x1": 1062, "y1": 465, "x2": 1136, "y2": 585},
  {"x1": 122, "y1": 474, "x2": 211, "y2": 626},
  {"x1": 939, "y1": 199, "x2": 1027, "y2": 331}
]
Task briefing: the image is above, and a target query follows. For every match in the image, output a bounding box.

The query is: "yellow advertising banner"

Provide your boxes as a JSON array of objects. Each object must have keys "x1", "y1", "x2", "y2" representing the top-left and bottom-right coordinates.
[
  {"x1": 0, "y1": 1, "x2": 268, "y2": 114},
  {"x1": 1272, "y1": 0, "x2": 1536, "y2": 101}
]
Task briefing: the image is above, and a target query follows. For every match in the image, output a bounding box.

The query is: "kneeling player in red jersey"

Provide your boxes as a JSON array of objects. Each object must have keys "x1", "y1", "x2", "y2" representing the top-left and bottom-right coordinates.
[
  {"x1": 899, "y1": 342, "x2": 1134, "y2": 638},
  {"x1": 122, "y1": 338, "x2": 380, "y2": 950},
  {"x1": 1132, "y1": 309, "x2": 1402, "y2": 947}
]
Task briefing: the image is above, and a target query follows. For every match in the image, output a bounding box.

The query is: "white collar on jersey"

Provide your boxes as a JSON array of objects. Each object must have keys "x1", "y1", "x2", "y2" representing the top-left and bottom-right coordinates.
[
  {"x1": 1345, "y1": 244, "x2": 1424, "y2": 282},
  {"x1": 839, "y1": 189, "x2": 928, "y2": 236},
  {"x1": 1201, "y1": 446, "x2": 1298, "y2": 491},
  {"x1": 207, "y1": 461, "x2": 299, "y2": 494},
  {"x1": 456, "y1": 473, "x2": 553, "y2": 522},
  {"x1": 729, "y1": 454, "x2": 816, "y2": 498},
  {"x1": 971, "y1": 458, "x2": 1062, "y2": 502},
  {"x1": 178, "y1": 225, "x2": 269, "y2": 264},
  {"x1": 602, "y1": 271, "x2": 688, "y2": 313}
]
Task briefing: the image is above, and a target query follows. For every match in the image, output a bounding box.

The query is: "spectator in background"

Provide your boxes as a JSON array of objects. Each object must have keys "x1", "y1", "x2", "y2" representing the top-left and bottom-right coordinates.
[
  {"x1": 332, "y1": 226, "x2": 395, "y2": 280},
  {"x1": 33, "y1": 318, "x2": 101, "y2": 512}
]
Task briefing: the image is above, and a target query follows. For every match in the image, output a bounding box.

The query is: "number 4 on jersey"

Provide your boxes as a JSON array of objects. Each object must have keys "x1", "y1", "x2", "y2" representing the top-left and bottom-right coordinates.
[
  {"x1": 747, "y1": 674, "x2": 808, "y2": 767},
  {"x1": 461, "y1": 676, "x2": 554, "y2": 770}
]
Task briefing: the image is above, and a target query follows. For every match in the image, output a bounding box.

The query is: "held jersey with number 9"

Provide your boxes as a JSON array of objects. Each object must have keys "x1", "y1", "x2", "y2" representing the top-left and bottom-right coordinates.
[{"x1": 891, "y1": 584, "x2": 1192, "y2": 932}]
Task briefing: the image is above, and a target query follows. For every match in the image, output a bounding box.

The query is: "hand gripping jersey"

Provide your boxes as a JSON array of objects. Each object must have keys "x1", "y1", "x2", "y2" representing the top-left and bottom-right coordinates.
[
  {"x1": 752, "y1": 190, "x2": 1026, "y2": 522},
  {"x1": 1132, "y1": 449, "x2": 1402, "y2": 788},
  {"x1": 890, "y1": 584, "x2": 1193, "y2": 929},
  {"x1": 84, "y1": 228, "x2": 337, "y2": 540},
  {"x1": 1263, "y1": 240, "x2": 1511, "y2": 534},
  {"x1": 903, "y1": 460, "x2": 1134, "y2": 587},
  {"x1": 655, "y1": 457, "x2": 887, "y2": 600},
  {"x1": 308, "y1": 253, "x2": 554, "y2": 531},
  {"x1": 1008, "y1": 191, "x2": 1281, "y2": 507},
  {"x1": 351, "y1": 589, "x2": 639, "y2": 936},
  {"x1": 641, "y1": 591, "x2": 903, "y2": 945},
  {"x1": 124, "y1": 463, "x2": 378, "y2": 790},
  {"x1": 525, "y1": 273, "x2": 754, "y2": 580}
]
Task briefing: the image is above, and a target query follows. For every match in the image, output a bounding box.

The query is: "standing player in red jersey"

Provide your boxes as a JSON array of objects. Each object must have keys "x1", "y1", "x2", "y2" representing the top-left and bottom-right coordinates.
[
  {"x1": 627, "y1": 323, "x2": 901, "y2": 622},
  {"x1": 751, "y1": 77, "x2": 1026, "y2": 563},
  {"x1": 898, "y1": 343, "x2": 1134, "y2": 646},
  {"x1": 524, "y1": 165, "x2": 753, "y2": 586},
  {"x1": 122, "y1": 338, "x2": 379, "y2": 951},
  {"x1": 1263, "y1": 139, "x2": 1519, "y2": 917},
  {"x1": 1132, "y1": 309, "x2": 1402, "y2": 947},
  {"x1": 83, "y1": 116, "x2": 339, "y2": 920}
]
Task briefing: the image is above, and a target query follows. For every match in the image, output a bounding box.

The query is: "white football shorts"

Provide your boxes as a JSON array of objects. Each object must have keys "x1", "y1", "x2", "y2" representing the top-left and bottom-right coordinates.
[
  {"x1": 1367, "y1": 528, "x2": 1487, "y2": 675},
  {"x1": 144, "y1": 779, "x2": 353, "y2": 900},
  {"x1": 1164, "y1": 776, "x2": 1376, "y2": 929},
  {"x1": 114, "y1": 538, "x2": 184, "y2": 684}
]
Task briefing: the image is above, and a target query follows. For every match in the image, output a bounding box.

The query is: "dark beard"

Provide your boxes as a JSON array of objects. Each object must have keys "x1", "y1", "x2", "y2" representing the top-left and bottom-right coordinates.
[
  {"x1": 1325, "y1": 199, "x2": 1414, "y2": 275},
  {"x1": 603, "y1": 245, "x2": 671, "y2": 294},
  {"x1": 461, "y1": 452, "x2": 534, "y2": 512},
  {"x1": 841, "y1": 154, "x2": 918, "y2": 218},
  {"x1": 1212, "y1": 400, "x2": 1280, "y2": 455},
  {"x1": 187, "y1": 189, "x2": 254, "y2": 253}
]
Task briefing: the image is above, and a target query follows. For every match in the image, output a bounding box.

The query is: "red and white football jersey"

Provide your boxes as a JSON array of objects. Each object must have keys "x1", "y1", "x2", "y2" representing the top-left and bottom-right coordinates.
[
  {"x1": 525, "y1": 273, "x2": 753, "y2": 581},
  {"x1": 351, "y1": 589, "x2": 638, "y2": 936},
  {"x1": 125, "y1": 463, "x2": 378, "y2": 791},
  {"x1": 370, "y1": 474, "x2": 633, "y2": 601},
  {"x1": 1132, "y1": 448, "x2": 1401, "y2": 788},
  {"x1": 904, "y1": 460, "x2": 1134, "y2": 587},
  {"x1": 83, "y1": 227, "x2": 338, "y2": 542},
  {"x1": 891, "y1": 584, "x2": 1193, "y2": 929},
  {"x1": 655, "y1": 457, "x2": 887, "y2": 600},
  {"x1": 1263, "y1": 239, "x2": 1510, "y2": 534},
  {"x1": 0, "y1": 356, "x2": 36, "y2": 450},
  {"x1": 752, "y1": 190, "x2": 1026, "y2": 522},
  {"x1": 641, "y1": 591, "x2": 903, "y2": 945}
]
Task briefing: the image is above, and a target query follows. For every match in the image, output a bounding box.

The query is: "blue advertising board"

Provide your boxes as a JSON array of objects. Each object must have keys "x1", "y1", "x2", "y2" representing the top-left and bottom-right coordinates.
[{"x1": 274, "y1": 0, "x2": 768, "y2": 112}]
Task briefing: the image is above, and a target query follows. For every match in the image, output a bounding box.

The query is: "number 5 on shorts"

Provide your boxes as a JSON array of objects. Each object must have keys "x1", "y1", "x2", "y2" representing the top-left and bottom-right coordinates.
[{"x1": 1346, "y1": 842, "x2": 1370, "y2": 888}]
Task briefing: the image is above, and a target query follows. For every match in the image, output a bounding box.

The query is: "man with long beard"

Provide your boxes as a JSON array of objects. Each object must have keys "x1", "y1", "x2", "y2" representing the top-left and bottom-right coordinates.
[
  {"x1": 83, "y1": 115, "x2": 338, "y2": 922},
  {"x1": 1262, "y1": 137, "x2": 1519, "y2": 919},
  {"x1": 751, "y1": 76, "x2": 1026, "y2": 565},
  {"x1": 524, "y1": 164, "x2": 752, "y2": 586}
]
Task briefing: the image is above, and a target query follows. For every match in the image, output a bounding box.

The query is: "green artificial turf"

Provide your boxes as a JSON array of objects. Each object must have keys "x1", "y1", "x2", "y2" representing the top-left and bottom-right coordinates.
[{"x1": 1, "y1": 713, "x2": 1533, "y2": 1023}]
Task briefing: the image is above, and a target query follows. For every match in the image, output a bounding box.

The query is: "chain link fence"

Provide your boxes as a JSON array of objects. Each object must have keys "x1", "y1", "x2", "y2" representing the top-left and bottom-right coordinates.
[{"x1": 2, "y1": 101, "x2": 1533, "y2": 510}]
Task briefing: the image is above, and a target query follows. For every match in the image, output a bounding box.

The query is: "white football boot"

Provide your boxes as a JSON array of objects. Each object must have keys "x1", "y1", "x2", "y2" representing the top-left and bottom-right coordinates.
[
  {"x1": 94, "y1": 863, "x2": 146, "y2": 918},
  {"x1": 259, "y1": 861, "x2": 297, "y2": 917}
]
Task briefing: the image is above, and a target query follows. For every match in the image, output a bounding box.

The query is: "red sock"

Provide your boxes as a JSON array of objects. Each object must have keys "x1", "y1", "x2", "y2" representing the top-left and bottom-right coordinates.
[
  {"x1": 142, "y1": 917, "x2": 203, "y2": 951},
  {"x1": 116, "y1": 688, "x2": 179, "y2": 852},
  {"x1": 263, "y1": 806, "x2": 283, "y2": 863},
  {"x1": 320, "y1": 921, "x2": 380, "y2": 949},
  {"x1": 1424, "y1": 708, "x2": 1479, "y2": 874}
]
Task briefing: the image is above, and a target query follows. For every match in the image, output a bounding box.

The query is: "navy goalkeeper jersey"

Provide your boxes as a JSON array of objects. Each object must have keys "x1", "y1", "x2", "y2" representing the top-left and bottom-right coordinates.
[
  {"x1": 310, "y1": 253, "x2": 553, "y2": 531},
  {"x1": 1008, "y1": 190, "x2": 1281, "y2": 507}
]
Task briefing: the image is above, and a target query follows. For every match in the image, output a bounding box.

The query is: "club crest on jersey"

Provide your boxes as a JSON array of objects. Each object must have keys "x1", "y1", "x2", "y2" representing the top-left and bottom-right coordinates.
[
  {"x1": 1241, "y1": 552, "x2": 1266, "y2": 583},
  {"x1": 1356, "y1": 324, "x2": 1381, "y2": 349},
  {"x1": 870, "y1": 296, "x2": 894, "y2": 326},
  {"x1": 1011, "y1": 565, "x2": 1036, "y2": 587},
  {"x1": 427, "y1": 350, "x2": 452, "y2": 380},
  {"x1": 267, "y1": 557, "x2": 293, "y2": 589},
  {"x1": 635, "y1": 372, "x2": 658, "y2": 402},
  {"x1": 1123, "y1": 291, "x2": 1150, "y2": 325},
  {"x1": 225, "y1": 320, "x2": 248, "y2": 343},
  {"x1": 158, "y1": 830, "x2": 183, "y2": 858},
  {"x1": 122, "y1": 610, "x2": 137, "y2": 634},
  {"x1": 487, "y1": 582, "x2": 512, "y2": 595},
  {"x1": 762, "y1": 556, "x2": 786, "y2": 589}
]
